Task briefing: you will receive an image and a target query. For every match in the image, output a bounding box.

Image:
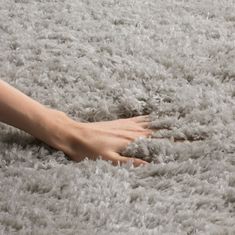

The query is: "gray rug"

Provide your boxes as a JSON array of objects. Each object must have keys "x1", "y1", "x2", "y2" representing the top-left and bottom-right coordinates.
[{"x1": 0, "y1": 0, "x2": 235, "y2": 234}]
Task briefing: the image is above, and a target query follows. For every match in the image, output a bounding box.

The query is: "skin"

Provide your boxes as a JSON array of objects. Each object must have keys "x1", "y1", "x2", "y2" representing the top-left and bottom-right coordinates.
[{"x1": 0, "y1": 79, "x2": 154, "y2": 167}]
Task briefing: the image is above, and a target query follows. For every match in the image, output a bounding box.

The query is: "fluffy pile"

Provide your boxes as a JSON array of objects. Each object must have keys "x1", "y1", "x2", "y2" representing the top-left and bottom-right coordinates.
[{"x1": 0, "y1": 0, "x2": 234, "y2": 234}]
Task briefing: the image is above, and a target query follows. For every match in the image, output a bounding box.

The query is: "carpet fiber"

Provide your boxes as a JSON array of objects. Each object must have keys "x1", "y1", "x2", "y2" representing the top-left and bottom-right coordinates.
[{"x1": 0, "y1": 0, "x2": 235, "y2": 234}]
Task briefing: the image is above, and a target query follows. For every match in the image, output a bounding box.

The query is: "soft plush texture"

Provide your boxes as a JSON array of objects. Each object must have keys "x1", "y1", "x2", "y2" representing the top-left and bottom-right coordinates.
[{"x1": 0, "y1": 0, "x2": 235, "y2": 234}]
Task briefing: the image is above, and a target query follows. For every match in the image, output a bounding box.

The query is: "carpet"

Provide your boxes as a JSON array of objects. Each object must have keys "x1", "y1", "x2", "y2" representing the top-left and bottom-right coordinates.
[{"x1": 0, "y1": 0, "x2": 235, "y2": 234}]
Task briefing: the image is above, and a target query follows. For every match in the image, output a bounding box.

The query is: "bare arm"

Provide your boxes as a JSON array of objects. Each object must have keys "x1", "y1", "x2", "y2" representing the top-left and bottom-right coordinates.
[
  {"x1": 0, "y1": 79, "x2": 69, "y2": 150},
  {"x1": 0, "y1": 80, "x2": 152, "y2": 167}
]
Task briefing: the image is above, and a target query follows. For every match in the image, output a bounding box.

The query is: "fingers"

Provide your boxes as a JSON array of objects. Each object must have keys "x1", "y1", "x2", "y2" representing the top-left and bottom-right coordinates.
[
  {"x1": 129, "y1": 115, "x2": 171, "y2": 132},
  {"x1": 140, "y1": 121, "x2": 151, "y2": 129},
  {"x1": 102, "y1": 151, "x2": 149, "y2": 167},
  {"x1": 129, "y1": 115, "x2": 152, "y2": 129},
  {"x1": 141, "y1": 124, "x2": 169, "y2": 132},
  {"x1": 138, "y1": 120, "x2": 171, "y2": 131},
  {"x1": 129, "y1": 115, "x2": 151, "y2": 123},
  {"x1": 120, "y1": 129, "x2": 154, "y2": 141}
]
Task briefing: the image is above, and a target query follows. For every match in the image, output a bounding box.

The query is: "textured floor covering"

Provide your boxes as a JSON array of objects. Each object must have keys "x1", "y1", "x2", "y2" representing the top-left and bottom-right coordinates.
[{"x1": 0, "y1": 0, "x2": 235, "y2": 234}]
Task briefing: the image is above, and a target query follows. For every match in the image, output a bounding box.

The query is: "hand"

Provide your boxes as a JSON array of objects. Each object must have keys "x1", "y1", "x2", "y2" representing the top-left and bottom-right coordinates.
[
  {"x1": 0, "y1": 80, "x2": 152, "y2": 167},
  {"x1": 58, "y1": 115, "x2": 154, "y2": 167}
]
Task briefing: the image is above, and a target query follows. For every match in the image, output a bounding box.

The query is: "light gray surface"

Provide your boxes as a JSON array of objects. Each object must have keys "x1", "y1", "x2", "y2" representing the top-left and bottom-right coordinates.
[{"x1": 0, "y1": 0, "x2": 235, "y2": 234}]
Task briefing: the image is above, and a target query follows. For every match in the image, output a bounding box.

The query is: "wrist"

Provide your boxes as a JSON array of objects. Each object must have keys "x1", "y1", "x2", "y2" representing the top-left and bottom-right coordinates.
[
  {"x1": 42, "y1": 109, "x2": 85, "y2": 154},
  {"x1": 40, "y1": 108, "x2": 71, "y2": 150}
]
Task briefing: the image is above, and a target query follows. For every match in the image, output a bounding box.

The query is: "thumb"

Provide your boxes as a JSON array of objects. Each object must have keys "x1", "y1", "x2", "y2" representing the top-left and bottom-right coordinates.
[{"x1": 104, "y1": 151, "x2": 149, "y2": 167}]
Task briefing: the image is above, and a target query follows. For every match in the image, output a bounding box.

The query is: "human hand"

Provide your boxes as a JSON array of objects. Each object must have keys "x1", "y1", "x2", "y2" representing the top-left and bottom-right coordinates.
[
  {"x1": 0, "y1": 80, "x2": 152, "y2": 167},
  {"x1": 58, "y1": 115, "x2": 154, "y2": 167}
]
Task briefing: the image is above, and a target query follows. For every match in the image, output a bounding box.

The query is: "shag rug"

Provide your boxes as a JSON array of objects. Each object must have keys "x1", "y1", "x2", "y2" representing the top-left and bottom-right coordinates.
[{"x1": 0, "y1": 0, "x2": 235, "y2": 234}]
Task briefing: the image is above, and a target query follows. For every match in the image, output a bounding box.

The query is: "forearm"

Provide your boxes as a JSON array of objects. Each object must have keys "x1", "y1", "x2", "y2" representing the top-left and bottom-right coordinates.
[{"x1": 0, "y1": 80, "x2": 70, "y2": 149}]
